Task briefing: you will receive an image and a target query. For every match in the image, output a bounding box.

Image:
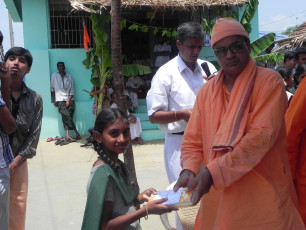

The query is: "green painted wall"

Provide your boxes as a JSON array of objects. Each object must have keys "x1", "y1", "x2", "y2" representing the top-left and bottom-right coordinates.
[
  {"x1": 47, "y1": 49, "x2": 95, "y2": 138},
  {"x1": 24, "y1": 49, "x2": 95, "y2": 139},
  {"x1": 20, "y1": 0, "x2": 95, "y2": 139},
  {"x1": 22, "y1": 0, "x2": 49, "y2": 50}
]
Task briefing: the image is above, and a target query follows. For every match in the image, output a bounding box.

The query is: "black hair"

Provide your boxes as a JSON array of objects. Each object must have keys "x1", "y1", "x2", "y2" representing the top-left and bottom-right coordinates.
[
  {"x1": 295, "y1": 47, "x2": 306, "y2": 60},
  {"x1": 276, "y1": 66, "x2": 293, "y2": 79},
  {"x1": 295, "y1": 64, "x2": 306, "y2": 78},
  {"x1": 284, "y1": 51, "x2": 295, "y2": 62},
  {"x1": 177, "y1": 21, "x2": 204, "y2": 44},
  {"x1": 94, "y1": 108, "x2": 128, "y2": 134},
  {"x1": 57, "y1": 61, "x2": 65, "y2": 67},
  {"x1": 4, "y1": 47, "x2": 33, "y2": 67}
]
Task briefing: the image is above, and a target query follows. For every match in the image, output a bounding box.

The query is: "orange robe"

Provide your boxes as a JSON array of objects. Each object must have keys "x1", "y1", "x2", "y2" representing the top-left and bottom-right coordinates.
[
  {"x1": 181, "y1": 59, "x2": 304, "y2": 230},
  {"x1": 286, "y1": 78, "x2": 306, "y2": 225}
]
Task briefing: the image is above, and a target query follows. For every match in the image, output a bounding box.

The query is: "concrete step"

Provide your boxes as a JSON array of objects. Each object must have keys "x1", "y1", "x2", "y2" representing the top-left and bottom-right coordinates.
[
  {"x1": 134, "y1": 104, "x2": 147, "y2": 113},
  {"x1": 141, "y1": 129, "x2": 165, "y2": 141},
  {"x1": 141, "y1": 120, "x2": 159, "y2": 130},
  {"x1": 134, "y1": 98, "x2": 165, "y2": 141},
  {"x1": 134, "y1": 112, "x2": 149, "y2": 121},
  {"x1": 138, "y1": 98, "x2": 146, "y2": 105}
]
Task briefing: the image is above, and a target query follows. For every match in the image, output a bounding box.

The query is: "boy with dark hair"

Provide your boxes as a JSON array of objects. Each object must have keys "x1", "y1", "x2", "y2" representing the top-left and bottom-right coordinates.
[
  {"x1": 4, "y1": 47, "x2": 43, "y2": 230},
  {"x1": 295, "y1": 47, "x2": 306, "y2": 65},
  {"x1": 284, "y1": 51, "x2": 296, "y2": 68}
]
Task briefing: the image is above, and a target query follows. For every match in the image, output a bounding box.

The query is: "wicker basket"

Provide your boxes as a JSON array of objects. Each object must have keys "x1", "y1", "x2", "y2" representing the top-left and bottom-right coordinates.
[
  {"x1": 160, "y1": 201, "x2": 200, "y2": 230},
  {"x1": 177, "y1": 203, "x2": 200, "y2": 230}
]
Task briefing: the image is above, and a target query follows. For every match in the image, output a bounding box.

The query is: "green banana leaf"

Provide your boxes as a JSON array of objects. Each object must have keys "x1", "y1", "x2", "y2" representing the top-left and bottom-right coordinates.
[
  {"x1": 82, "y1": 49, "x2": 100, "y2": 69},
  {"x1": 202, "y1": 18, "x2": 215, "y2": 36},
  {"x1": 250, "y1": 32, "x2": 276, "y2": 57},
  {"x1": 122, "y1": 64, "x2": 152, "y2": 77},
  {"x1": 254, "y1": 53, "x2": 284, "y2": 66},
  {"x1": 91, "y1": 14, "x2": 112, "y2": 69}
]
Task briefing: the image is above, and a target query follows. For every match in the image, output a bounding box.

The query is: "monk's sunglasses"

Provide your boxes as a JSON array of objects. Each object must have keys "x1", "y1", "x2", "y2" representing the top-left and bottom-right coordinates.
[{"x1": 214, "y1": 41, "x2": 246, "y2": 57}]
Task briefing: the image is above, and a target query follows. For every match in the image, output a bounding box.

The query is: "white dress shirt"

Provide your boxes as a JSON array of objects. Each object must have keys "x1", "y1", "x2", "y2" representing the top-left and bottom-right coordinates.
[
  {"x1": 50, "y1": 72, "x2": 74, "y2": 102},
  {"x1": 147, "y1": 54, "x2": 216, "y2": 134}
]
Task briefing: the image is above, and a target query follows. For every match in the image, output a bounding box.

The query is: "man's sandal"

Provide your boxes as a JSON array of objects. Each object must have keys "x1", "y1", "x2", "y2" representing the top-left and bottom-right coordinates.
[
  {"x1": 66, "y1": 137, "x2": 76, "y2": 143},
  {"x1": 55, "y1": 139, "x2": 64, "y2": 145},
  {"x1": 60, "y1": 140, "x2": 69, "y2": 146}
]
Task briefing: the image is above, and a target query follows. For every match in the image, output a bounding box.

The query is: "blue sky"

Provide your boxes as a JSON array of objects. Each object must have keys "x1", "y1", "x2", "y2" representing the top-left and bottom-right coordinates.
[
  {"x1": 0, "y1": 0, "x2": 305, "y2": 53},
  {"x1": 258, "y1": 0, "x2": 306, "y2": 33}
]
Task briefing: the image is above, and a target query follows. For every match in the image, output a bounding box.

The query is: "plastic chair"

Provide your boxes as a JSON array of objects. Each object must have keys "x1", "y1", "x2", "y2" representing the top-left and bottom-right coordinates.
[{"x1": 160, "y1": 181, "x2": 200, "y2": 230}]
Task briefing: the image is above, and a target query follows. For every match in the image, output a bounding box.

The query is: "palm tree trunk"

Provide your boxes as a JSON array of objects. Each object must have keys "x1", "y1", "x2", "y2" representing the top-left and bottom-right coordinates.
[{"x1": 111, "y1": 0, "x2": 138, "y2": 186}]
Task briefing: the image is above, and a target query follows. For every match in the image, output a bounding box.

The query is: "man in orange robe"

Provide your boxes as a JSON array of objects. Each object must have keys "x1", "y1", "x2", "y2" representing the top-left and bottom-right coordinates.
[
  {"x1": 174, "y1": 18, "x2": 304, "y2": 229},
  {"x1": 286, "y1": 77, "x2": 306, "y2": 225}
]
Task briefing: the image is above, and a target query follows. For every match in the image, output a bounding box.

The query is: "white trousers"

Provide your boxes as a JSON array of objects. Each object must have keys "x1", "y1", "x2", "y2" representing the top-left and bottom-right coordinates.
[
  {"x1": 127, "y1": 91, "x2": 138, "y2": 109},
  {"x1": 164, "y1": 133, "x2": 183, "y2": 184},
  {"x1": 164, "y1": 133, "x2": 183, "y2": 230},
  {"x1": 130, "y1": 118, "x2": 142, "y2": 140}
]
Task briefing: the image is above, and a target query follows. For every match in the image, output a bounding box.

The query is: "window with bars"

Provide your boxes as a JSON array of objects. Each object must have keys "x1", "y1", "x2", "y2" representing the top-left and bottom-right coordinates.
[{"x1": 49, "y1": 0, "x2": 93, "y2": 49}]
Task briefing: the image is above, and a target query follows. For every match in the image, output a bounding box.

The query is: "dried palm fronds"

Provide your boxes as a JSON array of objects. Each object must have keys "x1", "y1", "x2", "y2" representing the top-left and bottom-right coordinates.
[
  {"x1": 273, "y1": 21, "x2": 306, "y2": 53},
  {"x1": 70, "y1": 0, "x2": 250, "y2": 12}
]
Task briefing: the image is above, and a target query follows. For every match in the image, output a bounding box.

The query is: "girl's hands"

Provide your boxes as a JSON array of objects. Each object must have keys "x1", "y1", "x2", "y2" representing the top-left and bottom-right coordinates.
[
  {"x1": 138, "y1": 188, "x2": 157, "y2": 204},
  {"x1": 139, "y1": 188, "x2": 177, "y2": 218},
  {"x1": 145, "y1": 198, "x2": 178, "y2": 215}
]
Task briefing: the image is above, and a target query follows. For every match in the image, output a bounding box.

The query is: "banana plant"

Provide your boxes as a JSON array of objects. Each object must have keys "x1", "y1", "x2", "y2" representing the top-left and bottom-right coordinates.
[
  {"x1": 250, "y1": 32, "x2": 284, "y2": 65},
  {"x1": 82, "y1": 13, "x2": 112, "y2": 115},
  {"x1": 82, "y1": 13, "x2": 152, "y2": 115},
  {"x1": 239, "y1": 0, "x2": 258, "y2": 34}
]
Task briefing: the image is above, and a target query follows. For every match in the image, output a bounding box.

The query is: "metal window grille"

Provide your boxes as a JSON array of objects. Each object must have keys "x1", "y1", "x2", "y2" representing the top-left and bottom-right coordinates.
[{"x1": 49, "y1": 0, "x2": 93, "y2": 49}]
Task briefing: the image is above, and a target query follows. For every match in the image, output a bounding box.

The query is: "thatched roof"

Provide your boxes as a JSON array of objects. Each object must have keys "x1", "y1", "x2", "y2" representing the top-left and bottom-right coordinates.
[
  {"x1": 273, "y1": 21, "x2": 306, "y2": 53},
  {"x1": 70, "y1": 0, "x2": 250, "y2": 12}
]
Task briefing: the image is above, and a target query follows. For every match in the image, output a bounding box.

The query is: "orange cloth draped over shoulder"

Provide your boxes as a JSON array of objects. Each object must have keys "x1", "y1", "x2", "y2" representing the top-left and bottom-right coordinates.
[
  {"x1": 181, "y1": 58, "x2": 304, "y2": 229},
  {"x1": 286, "y1": 78, "x2": 306, "y2": 225}
]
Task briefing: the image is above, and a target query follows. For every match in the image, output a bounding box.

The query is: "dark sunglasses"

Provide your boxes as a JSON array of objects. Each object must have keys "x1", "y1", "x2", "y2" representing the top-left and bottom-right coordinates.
[{"x1": 214, "y1": 42, "x2": 246, "y2": 57}]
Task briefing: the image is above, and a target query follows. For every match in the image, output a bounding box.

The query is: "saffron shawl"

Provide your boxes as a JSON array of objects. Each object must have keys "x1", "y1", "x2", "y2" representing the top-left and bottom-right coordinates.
[{"x1": 212, "y1": 58, "x2": 256, "y2": 151}]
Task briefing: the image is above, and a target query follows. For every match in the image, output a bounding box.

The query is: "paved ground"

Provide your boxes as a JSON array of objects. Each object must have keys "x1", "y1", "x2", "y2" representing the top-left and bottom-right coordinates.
[{"x1": 26, "y1": 137, "x2": 175, "y2": 230}]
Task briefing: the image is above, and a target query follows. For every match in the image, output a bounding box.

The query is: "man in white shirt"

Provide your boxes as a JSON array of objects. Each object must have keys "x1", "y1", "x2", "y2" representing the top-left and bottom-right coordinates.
[
  {"x1": 147, "y1": 21, "x2": 216, "y2": 184},
  {"x1": 146, "y1": 21, "x2": 216, "y2": 230},
  {"x1": 51, "y1": 62, "x2": 80, "y2": 141}
]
